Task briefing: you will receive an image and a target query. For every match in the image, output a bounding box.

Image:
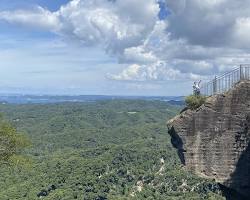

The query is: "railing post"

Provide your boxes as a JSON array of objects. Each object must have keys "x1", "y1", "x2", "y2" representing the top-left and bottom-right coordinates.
[
  {"x1": 240, "y1": 65, "x2": 243, "y2": 80},
  {"x1": 213, "y1": 76, "x2": 217, "y2": 95}
]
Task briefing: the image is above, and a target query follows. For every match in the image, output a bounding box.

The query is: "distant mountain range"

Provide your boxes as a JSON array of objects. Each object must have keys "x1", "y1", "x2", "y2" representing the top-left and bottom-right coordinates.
[{"x1": 0, "y1": 94, "x2": 185, "y2": 105}]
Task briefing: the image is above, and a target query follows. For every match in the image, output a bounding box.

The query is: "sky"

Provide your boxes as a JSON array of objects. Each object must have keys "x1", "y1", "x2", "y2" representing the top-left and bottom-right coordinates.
[{"x1": 0, "y1": 0, "x2": 250, "y2": 96}]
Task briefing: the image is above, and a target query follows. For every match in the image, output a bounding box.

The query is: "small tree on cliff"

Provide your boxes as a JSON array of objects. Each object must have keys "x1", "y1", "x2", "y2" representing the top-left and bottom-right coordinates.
[{"x1": 185, "y1": 95, "x2": 206, "y2": 110}]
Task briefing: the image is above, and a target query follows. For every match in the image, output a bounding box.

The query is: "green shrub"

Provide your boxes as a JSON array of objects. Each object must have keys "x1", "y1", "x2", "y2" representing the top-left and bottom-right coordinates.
[
  {"x1": 0, "y1": 115, "x2": 31, "y2": 165},
  {"x1": 185, "y1": 95, "x2": 206, "y2": 110}
]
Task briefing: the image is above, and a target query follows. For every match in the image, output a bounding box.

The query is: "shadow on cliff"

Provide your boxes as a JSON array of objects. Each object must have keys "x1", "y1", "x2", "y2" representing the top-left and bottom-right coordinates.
[
  {"x1": 221, "y1": 140, "x2": 250, "y2": 200},
  {"x1": 168, "y1": 126, "x2": 186, "y2": 165},
  {"x1": 168, "y1": 126, "x2": 250, "y2": 200}
]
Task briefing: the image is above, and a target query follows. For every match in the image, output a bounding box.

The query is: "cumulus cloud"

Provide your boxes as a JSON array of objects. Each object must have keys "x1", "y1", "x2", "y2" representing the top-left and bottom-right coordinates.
[
  {"x1": 0, "y1": 0, "x2": 159, "y2": 54},
  {"x1": 117, "y1": 0, "x2": 250, "y2": 80},
  {"x1": 233, "y1": 17, "x2": 250, "y2": 47},
  {"x1": 108, "y1": 61, "x2": 201, "y2": 81},
  {"x1": 165, "y1": 0, "x2": 250, "y2": 47},
  {"x1": 120, "y1": 46, "x2": 158, "y2": 64},
  {"x1": 0, "y1": 7, "x2": 61, "y2": 31},
  {"x1": 1, "y1": 0, "x2": 250, "y2": 82}
]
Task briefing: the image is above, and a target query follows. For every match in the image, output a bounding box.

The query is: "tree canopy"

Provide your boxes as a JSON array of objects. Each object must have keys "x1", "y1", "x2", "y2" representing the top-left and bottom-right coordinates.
[
  {"x1": 0, "y1": 100, "x2": 225, "y2": 199},
  {"x1": 0, "y1": 114, "x2": 30, "y2": 165}
]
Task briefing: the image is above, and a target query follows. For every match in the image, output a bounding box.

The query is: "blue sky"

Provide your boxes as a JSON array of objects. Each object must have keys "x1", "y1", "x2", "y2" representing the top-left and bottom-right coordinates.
[
  {"x1": 0, "y1": 0, "x2": 70, "y2": 11},
  {"x1": 0, "y1": 0, "x2": 249, "y2": 95}
]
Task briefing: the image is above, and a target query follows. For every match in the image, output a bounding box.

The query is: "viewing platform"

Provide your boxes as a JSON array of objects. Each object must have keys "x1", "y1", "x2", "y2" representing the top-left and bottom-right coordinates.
[{"x1": 200, "y1": 65, "x2": 250, "y2": 96}]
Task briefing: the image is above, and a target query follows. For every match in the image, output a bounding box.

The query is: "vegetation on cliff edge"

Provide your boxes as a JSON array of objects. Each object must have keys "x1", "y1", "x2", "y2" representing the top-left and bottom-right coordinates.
[{"x1": 185, "y1": 95, "x2": 207, "y2": 110}]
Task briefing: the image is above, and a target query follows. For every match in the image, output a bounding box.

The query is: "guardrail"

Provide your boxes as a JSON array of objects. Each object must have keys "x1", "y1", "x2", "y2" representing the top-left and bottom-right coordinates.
[{"x1": 200, "y1": 65, "x2": 250, "y2": 96}]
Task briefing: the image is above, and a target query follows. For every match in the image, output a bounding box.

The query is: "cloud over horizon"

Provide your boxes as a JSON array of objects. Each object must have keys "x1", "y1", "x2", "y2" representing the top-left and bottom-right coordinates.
[{"x1": 1, "y1": 0, "x2": 250, "y2": 82}]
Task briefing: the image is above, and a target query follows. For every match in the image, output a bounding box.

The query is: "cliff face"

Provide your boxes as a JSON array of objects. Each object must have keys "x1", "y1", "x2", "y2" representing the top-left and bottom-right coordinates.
[{"x1": 167, "y1": 81, "x2": 250, "y2": 198}]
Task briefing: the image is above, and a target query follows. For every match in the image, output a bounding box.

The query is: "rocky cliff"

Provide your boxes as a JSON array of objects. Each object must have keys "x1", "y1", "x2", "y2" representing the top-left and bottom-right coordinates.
[{"x1": 167, "y1": 81, "x2": 250, "y2": 199}]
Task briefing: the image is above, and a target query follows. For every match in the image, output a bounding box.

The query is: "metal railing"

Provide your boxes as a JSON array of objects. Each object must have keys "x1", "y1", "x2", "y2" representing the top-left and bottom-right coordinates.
[{"x1": 200, "y1": 65, "x2": 250, "y2": 96}]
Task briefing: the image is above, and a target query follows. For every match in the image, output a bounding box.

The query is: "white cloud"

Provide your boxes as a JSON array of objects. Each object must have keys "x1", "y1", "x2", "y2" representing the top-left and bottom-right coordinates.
[
  {"x1": 1, "y1": 0, "x2": 250, "y2": 83},
  {"x1": 108, "y1": 61, "x2": 200, "y2": 81},
  {"x1": 0, "y1": 7, "x2": 61, "y2": 31},
  {"x1": 120, "y1": 46, "x2": 158, "y2": 64},
  {"x1": 165, "y1": 0, "x2": 250, "y2": 47},
  {"x1": 0, "y1": 0, "x2": 159, "y2": 55},
  {"x1": 233, "y1": 17, "x2": 250, "y2": 48},
  {"x1": 109, "y1": 64, "x2": 142, "y2": 81}
]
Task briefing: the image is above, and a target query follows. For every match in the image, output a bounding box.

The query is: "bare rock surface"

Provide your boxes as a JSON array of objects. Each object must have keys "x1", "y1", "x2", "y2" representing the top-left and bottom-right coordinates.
[{"x1": 167, "y1": 81, "x2": 250, "y2": 198}]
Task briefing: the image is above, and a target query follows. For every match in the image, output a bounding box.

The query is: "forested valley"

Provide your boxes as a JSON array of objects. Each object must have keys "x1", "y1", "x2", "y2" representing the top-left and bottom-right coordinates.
[{"x1": 0, "y1": 100, "x2": 225, "y2": 200}]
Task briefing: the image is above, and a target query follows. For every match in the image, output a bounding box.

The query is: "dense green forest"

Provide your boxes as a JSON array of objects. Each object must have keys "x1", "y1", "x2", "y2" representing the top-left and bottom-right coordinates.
[{"x1": 0, "y1": 100, "x2": 225, "y2": 200}]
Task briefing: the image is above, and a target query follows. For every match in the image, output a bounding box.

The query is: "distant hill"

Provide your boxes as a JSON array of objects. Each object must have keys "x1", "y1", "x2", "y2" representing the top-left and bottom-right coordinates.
[{"x1": 0, "y1": 94, "x2": 185, "y2": 104}]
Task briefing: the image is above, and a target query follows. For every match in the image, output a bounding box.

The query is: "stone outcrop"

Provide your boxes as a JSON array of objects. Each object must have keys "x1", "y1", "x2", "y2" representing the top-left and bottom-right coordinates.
[{"x1": 167, "y1": 81, "x2": 250, "y2": 199}]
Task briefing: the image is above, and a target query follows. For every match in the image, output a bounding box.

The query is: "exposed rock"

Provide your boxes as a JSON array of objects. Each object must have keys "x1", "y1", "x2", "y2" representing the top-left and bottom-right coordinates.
[
  {"x1": 37, "y1": 189, "x2": 48, "y2": 198},
  {"x1": 167, "y1": 81, "x2": 250, "y2": 199},
  {"x1": 37, "y1": 184, "x2": 57, "y2": 198}
]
